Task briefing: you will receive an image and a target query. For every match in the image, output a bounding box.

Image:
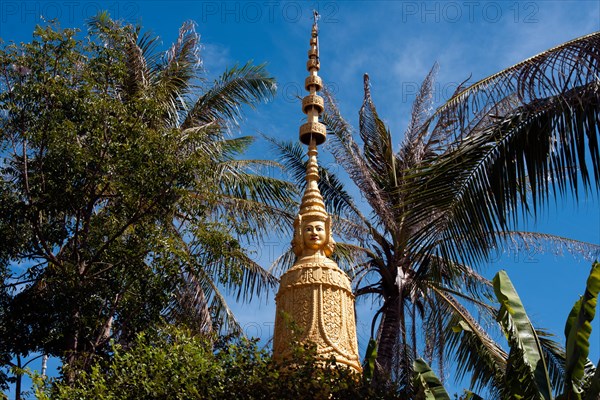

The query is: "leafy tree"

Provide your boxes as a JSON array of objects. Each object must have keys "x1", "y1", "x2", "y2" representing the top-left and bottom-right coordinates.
[
  {"x1": 0, "y1": 13, "x2": 295, "y2": 390},
  {"x1": 270, "y1": 31, "x2": 600, "y2": 396}
]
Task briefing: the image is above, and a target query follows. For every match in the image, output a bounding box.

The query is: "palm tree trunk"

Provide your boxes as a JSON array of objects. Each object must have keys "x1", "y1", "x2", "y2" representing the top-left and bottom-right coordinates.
[
  {"x1": 375, "y1": 293, "x2": 401, "y2": 380},
  {"x1": 398, "y1": 298, "x2": 412, "y2": 394}
]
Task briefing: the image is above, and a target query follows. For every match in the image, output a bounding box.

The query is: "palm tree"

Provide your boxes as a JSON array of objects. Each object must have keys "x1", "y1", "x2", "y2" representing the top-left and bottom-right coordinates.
[
  {"x1": 404, "y1": 31, "x2": 600, "y2": 269},
  {"x1": 400, "y1": 30, "x2": 600, "y2": 394},
  {"x1": 270, "y1": 31, "x2": 600, "y2": 396},
  {"x1": 83, "y1": 12, "x2": 297, "y2": 346},
  {"x1": 0, "y1": 13, "x2": 296, "y2": 383},
  {"x1": 273, "y1": 70, "x2": 511, "y2": 395}
]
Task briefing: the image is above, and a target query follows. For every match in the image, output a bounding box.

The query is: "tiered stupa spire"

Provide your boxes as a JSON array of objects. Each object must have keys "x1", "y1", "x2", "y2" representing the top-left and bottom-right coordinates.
[
  {"x1": 272, "y1": 13, "x2": 361, "y2": 373},
  {"x1": 299, "y1": 14, "x2": 326, "y2": 147}
]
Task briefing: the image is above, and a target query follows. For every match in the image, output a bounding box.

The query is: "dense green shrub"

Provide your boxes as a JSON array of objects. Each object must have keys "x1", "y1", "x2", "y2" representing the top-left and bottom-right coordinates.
[{"x1": 33, "y1": 327, "x2": 401, "y2": 399}]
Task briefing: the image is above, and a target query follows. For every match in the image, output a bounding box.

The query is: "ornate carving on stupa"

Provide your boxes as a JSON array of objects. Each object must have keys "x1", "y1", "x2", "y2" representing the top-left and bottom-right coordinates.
[{"x1": 272, "y1": 12, "x2": 362, "y2": 373}]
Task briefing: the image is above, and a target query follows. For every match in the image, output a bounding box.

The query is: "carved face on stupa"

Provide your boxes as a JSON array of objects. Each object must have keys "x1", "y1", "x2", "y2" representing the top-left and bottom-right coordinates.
[
  {"x1": 292, "y1": 215, "x2": 335, "y2": 258},
  {"x1": 302, "y1": 220, "x2": 326, "y2": 250}
]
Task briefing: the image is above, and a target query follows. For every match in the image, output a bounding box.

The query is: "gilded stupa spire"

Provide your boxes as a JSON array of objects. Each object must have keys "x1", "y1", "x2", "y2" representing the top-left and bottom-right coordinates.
[
  {"x1": 272, "y1": 13, "x2": 362, "y2": 373},
  {"x1": 299, "y1": 11, "x2": 326, "y2": 147},
  {"x1": 296, "y1": 11, "x2": 328, "y2": 245}
]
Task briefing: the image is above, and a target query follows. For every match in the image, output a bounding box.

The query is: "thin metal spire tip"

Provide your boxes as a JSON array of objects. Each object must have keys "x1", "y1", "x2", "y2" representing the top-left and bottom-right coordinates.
[{"x1": 313, "y1": 10, "x2": 320, "y2": 26}]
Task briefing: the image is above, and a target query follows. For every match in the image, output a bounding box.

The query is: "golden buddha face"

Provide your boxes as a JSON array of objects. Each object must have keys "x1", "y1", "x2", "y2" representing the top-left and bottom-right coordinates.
[
  {"x1": 302, "y1": 220, "x2": 326, "y2": 250},
  {"x1": 292, "y1": 214, "x2": 335, "y2": 258}
]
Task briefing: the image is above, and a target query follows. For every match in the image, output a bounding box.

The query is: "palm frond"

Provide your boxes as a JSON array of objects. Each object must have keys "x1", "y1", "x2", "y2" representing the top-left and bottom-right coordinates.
[
  {"x1": 407, "y1": 81, "x2": 600, "y2": 267},
  {"x1": 392, "y1": 333, "x2": 416, "y2": 396},
  {"x1": 182, "y1": 62, "x2": 276, "y2": 129},
  {"x1": 412, "y1": 252, "x2": 493, "y2": 302},
  {"x1": 399, "y1": 63, "x2": 439, "y2": 169},
  {"x1": 212, "y1": 194, "x2": 294, "y2": 241},
  {"x1": 121, "y1": 28, "x2": 151, "y2": 99},
  {"x1": 432, "y1": 286, "x2": 507, "y2": 396},
  {"x1": 218, "y1": 168, "x2": 297, "y2": 210},
  {"x1": 166, "y1": 269, "x2": 213, "y2": 335},
  {"x1": 438, "y1": 32, "x2": 600, "y2": 118},
  {"x1": 360, "y1": 74, "x2": 398, "y2": 191},
  {"x1": 86, "y1": 11, "x2": 122, "y2": 43},
  {"x1": 331, "y1": 242, "x2": 375, "y2": 276},
  {"x1": 538, "y1": 332, "x2": 567, "y2": 396},
  {"x1": 212, "y1": 135, "x2": 256, "y2": 159},
  {"x1": 323, "y1": 87, "x2": 396, "y2": 235},
  {"x1": 201, "y1": 269, "x2": 244, "y2": 335},
  {"x1": 220, "y1": 250, "x2": 279, "y2": 302},
  {"x1": 405, "y1": 33, "x2": 600, "y2": 268},
  {"x1": 192, "y1": 230, "x2": 278, "y2": 303},
  {"x1": 330, "y1": 214, "x2": 371, "y2": 244},
  {"x1": 165, "y1": 223, "x2": 243, "y2": 335},
  {"x1": 153, "y1": 20, "x2": 200, "y2": 125},
  {"x1": 267, "y1": 246, "x2": 295, "y2": 277},
  {"x1": 495, "y1": 231, "x2": 600, "y2": 262},
  {"x1": 168, "y1": 216, "x2": 278, "y2": 333}
]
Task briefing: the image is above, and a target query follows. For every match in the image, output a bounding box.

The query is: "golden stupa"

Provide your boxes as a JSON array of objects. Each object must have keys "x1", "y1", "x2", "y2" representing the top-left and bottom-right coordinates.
[{"x1": 272, "y1": 13, "x2": 362, "y2": 373}]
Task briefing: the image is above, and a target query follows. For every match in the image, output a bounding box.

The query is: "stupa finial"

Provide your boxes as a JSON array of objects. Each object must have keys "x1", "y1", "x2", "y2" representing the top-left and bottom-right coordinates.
[{"x1": 299, "y1": 10, "x2": 326, "y2": 146}]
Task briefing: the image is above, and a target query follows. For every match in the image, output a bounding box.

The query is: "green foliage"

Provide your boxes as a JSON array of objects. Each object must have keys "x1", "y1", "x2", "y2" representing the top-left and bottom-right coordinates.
[
  {"x1": 399, "y1": 263, "x2": 600, "y2": 399},
  {"x1": 560, "y1": 261, "x2": 600, "y2": 399},
  {"x1": 49, "y1": 329, "x2": 220, "y2": 399},
  {"x1": 362, "y1": 338, "x2": 378, "y2": 384},
  {"x1": 455, "y1": 390, "x2": 484, "y2": 400},
  {"x1": 34, "y1": 326, "x2": 403, "y2": 400},
  {"x1": 413, "y1": 358, "x2": 451, "y2": 400},
  {"x1": 493, "y1": 270, "x2": 553, "y2": 400}
]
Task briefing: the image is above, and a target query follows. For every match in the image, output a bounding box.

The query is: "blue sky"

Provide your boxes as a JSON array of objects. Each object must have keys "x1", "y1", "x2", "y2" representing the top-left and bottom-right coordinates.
[{"x1": 2, "y1": 0, "x2": 600, "y2": 395}]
